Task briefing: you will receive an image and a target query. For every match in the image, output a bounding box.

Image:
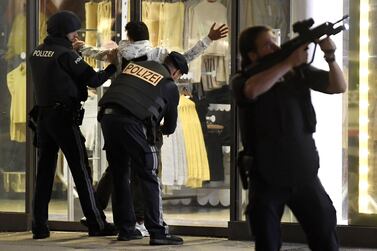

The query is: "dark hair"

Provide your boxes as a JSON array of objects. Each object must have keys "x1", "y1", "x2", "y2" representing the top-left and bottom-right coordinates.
[
  {"x1": 125, "y1": 21, "x2": 149, "y2": 41},
  {"x1": 239, "y1": 26, "x2": 271, "y2": 69}
]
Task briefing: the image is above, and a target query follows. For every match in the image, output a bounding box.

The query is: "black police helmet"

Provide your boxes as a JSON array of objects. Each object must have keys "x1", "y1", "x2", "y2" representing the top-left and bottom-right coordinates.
[
  {"x1": 168, "y1": 51, "x2": 189, "y2": 74},
  {"x1": 47, "y1": 11, "x2": 81, "y2": 37}
]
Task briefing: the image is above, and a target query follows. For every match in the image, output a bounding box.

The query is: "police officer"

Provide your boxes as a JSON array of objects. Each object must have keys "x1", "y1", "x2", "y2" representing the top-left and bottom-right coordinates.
[
  {"x1": 98, "y1": 52, "x2": 187, "y2": 245},
  {"x1": 29, "y1": 11, "x2": 118, "y2": 239},
  {"x1": 231, "y1": 26, "x2": 346, "y2": 250}
]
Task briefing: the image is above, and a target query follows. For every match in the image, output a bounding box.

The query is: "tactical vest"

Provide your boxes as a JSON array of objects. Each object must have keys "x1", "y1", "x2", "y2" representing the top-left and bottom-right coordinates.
[
  {"x1": 99, "y1": 61, "x2": 172, "y2": 123},
  {"x1": 29, "y1": 44, "x2": 86, "y2": 107},
  {"x1": 121, "y1": 54, "x2": 148, "y2": 71}
]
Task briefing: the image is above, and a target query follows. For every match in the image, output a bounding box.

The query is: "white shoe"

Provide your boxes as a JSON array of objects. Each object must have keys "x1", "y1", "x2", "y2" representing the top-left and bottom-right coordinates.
[{"x1": 135, "y1": 222, "x2": 149, "y2": 237}]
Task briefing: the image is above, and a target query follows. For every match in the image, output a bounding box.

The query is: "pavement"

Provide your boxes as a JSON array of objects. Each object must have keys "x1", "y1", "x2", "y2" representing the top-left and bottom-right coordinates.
[{"x1": 0, "y1": 232, "x2": 376, "y2": 251}]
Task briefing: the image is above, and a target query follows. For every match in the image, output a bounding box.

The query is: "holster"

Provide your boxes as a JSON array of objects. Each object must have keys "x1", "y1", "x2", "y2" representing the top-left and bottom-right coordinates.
[
  {"x1": 237, "y1": 150, "x2": 254, "y2": 190},
  {"x1": 28, "y1": 105, "x2": 40, "y2": 147},
  {"x1": 145, "y1": 119, "x2": 158, "y2": 145},
  {"x1": 73, "y1": 105, "x2": 85, "y2": 126}
]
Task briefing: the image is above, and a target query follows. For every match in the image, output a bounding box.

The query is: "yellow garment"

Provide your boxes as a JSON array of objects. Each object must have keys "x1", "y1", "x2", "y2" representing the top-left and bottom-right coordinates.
[
  {"x1": 39, "y1": 12, "x2": 48, "y2": 44},
  {"x1": 7, "y1": 63, "x2": 27, "y2": 142},
  {"x1": 188, "y1": 1, "x2": 229, "y2": 83},
  {"x1": 97, "y1": 1, "x2": 112, "y2": 46},
  {"x1": 142, "y1": 2, "x2": 162, "y2": 47},
  {"x1": 158, "y1": 2, "x2": 184, "y2": 51},
  {"x1": 85, "y1": 1, "x2": 98, "y2": 46},
  {"x1": 178, "y1": 96, "x2": 209, "y2": 187},
  {"x1": 85, "y1": 1, "x2": 98, "y2": 67},
  {"x1": 5, "y1": 14, "x2": 26, "y2": 60}
]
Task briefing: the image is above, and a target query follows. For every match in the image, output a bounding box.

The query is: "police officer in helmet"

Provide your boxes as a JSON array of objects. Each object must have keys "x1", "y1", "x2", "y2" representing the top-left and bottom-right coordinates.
[
  {"x1": 98, "y1": 52, "x2": 187, "y2": 245},
  {"x1": 29, "y1": 10, "x2": 118, "y2": 239}
]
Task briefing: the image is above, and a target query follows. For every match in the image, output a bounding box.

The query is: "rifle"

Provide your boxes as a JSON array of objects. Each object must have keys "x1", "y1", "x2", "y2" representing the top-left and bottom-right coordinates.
[{"x1": 243, "y1": 15, "x2": 349, "y2": 78}]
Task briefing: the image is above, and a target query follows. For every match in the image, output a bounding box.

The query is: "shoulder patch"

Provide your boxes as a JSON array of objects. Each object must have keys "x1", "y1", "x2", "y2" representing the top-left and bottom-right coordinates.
[
  {"x1": 123, "y1": 63, "x2": 164, "y2": 86},
  {"x1": 74, "y1": 56, "x2": 83, "y2": 64}
]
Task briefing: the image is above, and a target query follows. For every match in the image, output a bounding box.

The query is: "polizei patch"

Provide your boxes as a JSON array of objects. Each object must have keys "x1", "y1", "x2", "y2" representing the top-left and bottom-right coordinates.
[
  {"x1": 123, "y1": 63, "x2": 163, "y2": 86},
  {"x1": 32, "y1": 50, "x2": 55, "y2": 57}
]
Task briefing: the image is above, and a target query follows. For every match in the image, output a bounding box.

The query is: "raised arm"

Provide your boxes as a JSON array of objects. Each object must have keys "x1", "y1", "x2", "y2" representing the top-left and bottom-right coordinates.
[
  {"x1": 318, "y1": 37, "x2": 347, "y2": 94},
  {"x1": 243, "y1": 44, "x2": 308, "y2": 100},
  {"x1": 72, "y1": 38, "x2": 117, "y2": 62},
  {"x1": 183, "y1": 23, "x2": 228, "y2": 63}
]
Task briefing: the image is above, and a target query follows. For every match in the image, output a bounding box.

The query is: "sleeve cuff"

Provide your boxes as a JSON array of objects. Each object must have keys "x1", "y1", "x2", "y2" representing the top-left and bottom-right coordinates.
[
  {"x1": 104, "y1": 64, "x2": 117, "y2": 75},
  {"x1": 202, "y1": 36, "x2": 213, "y2": 46}
]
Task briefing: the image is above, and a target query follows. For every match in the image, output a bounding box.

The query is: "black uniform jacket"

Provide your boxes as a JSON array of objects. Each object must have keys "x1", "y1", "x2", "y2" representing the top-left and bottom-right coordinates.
[{"x1": 29, "y1": 35, "x2": 116, "y2": 107}]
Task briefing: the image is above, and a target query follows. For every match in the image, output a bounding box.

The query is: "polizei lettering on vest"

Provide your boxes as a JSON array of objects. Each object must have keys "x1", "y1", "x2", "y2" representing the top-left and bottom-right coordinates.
[
  {"x1": 33, "y1": 50, "x2": 55, "y2": 58},
  {"x1": 123, "y1": 63, "x2": 163, "y2": 86}
]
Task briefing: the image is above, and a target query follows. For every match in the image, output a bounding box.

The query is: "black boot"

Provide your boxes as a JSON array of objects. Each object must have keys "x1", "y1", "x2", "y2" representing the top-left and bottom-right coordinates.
[
  {"x1": 32, "y1": 231, "x2": 50, "y2": 240},
  {"x1": 149, "y1": 234, "x2": 184, "y2": 245},
  {"x1": 117, "y1": 229, "x2": 143, "y2": 241},
  {"x1": 32, "y1": 223, "x2": 50, "y2": 239},
  {"x1": 88, "y1": 222, "x2": 118, "y2": 236}
]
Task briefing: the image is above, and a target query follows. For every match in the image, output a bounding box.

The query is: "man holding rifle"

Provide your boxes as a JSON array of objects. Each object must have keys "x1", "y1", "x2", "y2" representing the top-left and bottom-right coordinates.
[{"x1": 231, "y1": 24, "x2": 346, "y2": 250}]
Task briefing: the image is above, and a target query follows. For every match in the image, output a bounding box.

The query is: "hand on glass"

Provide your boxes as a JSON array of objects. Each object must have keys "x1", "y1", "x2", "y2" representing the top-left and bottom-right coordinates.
[{"x1": 208, "y1": 23, "x2": 229, "y2": 41}]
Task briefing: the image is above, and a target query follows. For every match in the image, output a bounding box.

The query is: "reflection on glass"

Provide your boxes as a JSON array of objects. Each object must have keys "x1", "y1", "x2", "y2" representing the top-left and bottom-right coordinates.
[
  {"x1": 0, "y1": 0, "x2": 27, "y2": 213},
  {"x1": 141, "y1": 0, "x2": 231, "y2": 227}
]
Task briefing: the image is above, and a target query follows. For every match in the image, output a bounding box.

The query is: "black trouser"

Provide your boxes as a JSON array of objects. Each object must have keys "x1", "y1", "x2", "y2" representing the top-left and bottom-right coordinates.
[
  {"x1": 95, "y1": 132, "x2": 163, "y2": 222},
  {"x1": 95, "y1": 162, "x2": 145, "y2": 223},
  {"x1": 32, "y1": 107, "x2": 106, "y2": 232},
  {"x1": 248, "y1": 177, "x2": 339, "y2": 251},
  {"x1": 100, "y1": 113, "x2": 165, "y2": 237}
]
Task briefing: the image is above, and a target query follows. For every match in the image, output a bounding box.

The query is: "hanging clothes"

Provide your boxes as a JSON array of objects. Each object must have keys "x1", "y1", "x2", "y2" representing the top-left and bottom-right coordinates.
[
  {"x1": 242, "y1": 0, "x2": 290, "y2": 42},
  {"x1": 142, "y1": 1, "x2": 185, "y2": 51},
  {"x1": 81, "y1": 92, "x2": 98, "y2": 150},
  {"x1": 158, "y1": 2, "x2": 185, "y2": 52},
  {"x1": 161, "y1": 96, "x2": 210, "y2": 188},
  {"x1": 84, "y1": 1, "x2": 98, "y2": 68},
  {"x1": 97, "y1": 0, "x2": 112, "y2": 46},
  {"x1": 188, "y1": 0, "x2": 229, "y2": 86},
  {"x1": 5, "y1": 13, "x2": 26, "y2": 61},
  {"x1": 179, "y1": 96, "x2": 210, "y2": 187},
  {"x1": 85, "y1": 1, "x2": 98, "y2": 46},
  {"x1": 6, "y1": 62, "x2": 26, "y2": 142},
  {"x1": 142, "y1": 1, "x2": 162, "y2": 47},
  {"x1": 161, "y1": 119, "x2": 187, "y2": 186}
]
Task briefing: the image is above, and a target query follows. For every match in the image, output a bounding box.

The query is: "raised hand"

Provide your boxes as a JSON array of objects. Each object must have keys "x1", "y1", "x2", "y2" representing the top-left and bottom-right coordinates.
[{"x1": 207, "y1": 23, "x2": 229, "y2": 41}]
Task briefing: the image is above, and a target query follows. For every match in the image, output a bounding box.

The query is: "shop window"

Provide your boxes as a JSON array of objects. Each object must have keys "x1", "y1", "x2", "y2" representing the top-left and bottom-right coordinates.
[{"x1": 0, "y1": 0, "x2": 27, "y2": 213}]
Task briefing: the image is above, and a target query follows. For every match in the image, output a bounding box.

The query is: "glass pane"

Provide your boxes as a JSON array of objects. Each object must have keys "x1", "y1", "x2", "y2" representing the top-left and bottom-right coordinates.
[
  {"x1": 0, "y1": 0, "x2": 27, "y2": 213},
  {"x1": 38, "y1": 0, "x2": 124, "y2": 222},
  {"x1": 357, "y1": 0, "x2": 377, "y2": 215},
  {"x1": 141, "y1": 0, "x2": 232, "y2": 227}
]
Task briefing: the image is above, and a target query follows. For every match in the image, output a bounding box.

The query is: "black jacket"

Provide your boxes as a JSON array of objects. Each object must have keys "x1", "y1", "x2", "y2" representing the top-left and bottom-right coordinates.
[
  {"x1": 99, "y1": 61, "x2": 179, "y2": 135},
  {"x1": 231, "y1": 65, "x2": 330, "y2": 186},
  {"x1": 29, "y1": 36, "x2": 116, "y2": 107}
]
